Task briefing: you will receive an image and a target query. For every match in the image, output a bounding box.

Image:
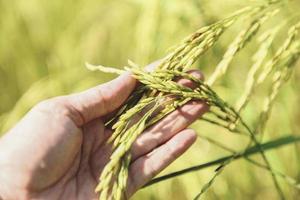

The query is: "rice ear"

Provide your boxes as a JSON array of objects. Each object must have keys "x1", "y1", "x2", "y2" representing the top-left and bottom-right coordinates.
[{"x1": 84, "y1": 2, "x2": 300, "y2": 199}]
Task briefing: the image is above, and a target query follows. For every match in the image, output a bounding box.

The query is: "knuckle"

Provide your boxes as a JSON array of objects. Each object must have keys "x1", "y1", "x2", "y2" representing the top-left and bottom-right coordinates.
[
  {"x1": 187, "y1": 69, "x2": 205, "y2": 81},
  {"x1": 35, "y1": 98, "x2": 61, "y2": 109},
  {"x1": 34, "y1": 97, "x2": 69, "y2": 116}
]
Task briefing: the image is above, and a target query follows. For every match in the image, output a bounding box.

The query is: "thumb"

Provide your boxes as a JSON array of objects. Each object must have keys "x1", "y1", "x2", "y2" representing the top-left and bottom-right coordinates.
[{"x1": 66, "y1": 72, "x2": 136, "y2": 125}]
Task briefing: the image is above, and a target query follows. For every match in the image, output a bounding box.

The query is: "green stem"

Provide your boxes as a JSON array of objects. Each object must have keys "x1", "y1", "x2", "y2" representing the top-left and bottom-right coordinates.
[
  {"x1": 235, "y1": 115, "x2": 286, "y2": 200},
  {"x1": 144, "y1": 135, "x2": 300, "y2": 187},
  {"x1": 198, "y1": 135, "x2": 300, "y2": 189}
]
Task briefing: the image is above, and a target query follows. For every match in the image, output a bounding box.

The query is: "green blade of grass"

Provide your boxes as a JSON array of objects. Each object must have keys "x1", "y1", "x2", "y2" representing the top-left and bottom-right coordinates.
[{"x1": 144, "y1": 135, "x2": 300, "y2": 187}]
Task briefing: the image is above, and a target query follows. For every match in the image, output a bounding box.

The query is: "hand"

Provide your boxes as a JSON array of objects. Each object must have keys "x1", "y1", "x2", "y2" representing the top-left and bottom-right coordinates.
[{"x1": 0, "y1": 70, "x2": 207, "y2": 200}]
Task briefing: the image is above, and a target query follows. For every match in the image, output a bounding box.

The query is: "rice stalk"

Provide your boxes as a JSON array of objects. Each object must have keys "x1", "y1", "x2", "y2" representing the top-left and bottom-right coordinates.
[
  {"x1": 207, "y1": 8, "x2": 279, "y2": 86},
  {"x1": 124, "y1": 64, "x2": 284, "y2": 199},
  {"x1": 86, "y1": 63, "x2": 124, "y2": 75},
  {"x1": 198, "y1": 135, "x2": 300, "y2": 190},
  {"x1": 157, "y1": 5, "x2": 268, "y2": 72},
  {"x1": 97, "y1": 101, "x2": 161, "y2": 199},
  {"x1": 144, "y1": 135, "x2": 300, "y2": 187},
  {"x1": 108, "y1": 97, "x2": 156, "y2": 146},
  {"x1": 256, "y1": 41, "x2": 300, "y2": 136},
  {"x1": 200, "y1": 116, "x2": 245, "y2": 135},
  {"x1": 189, "y1": 110, "x2": 285, "y2": 199},
  {"x1": 193, "y1": 158, "x2": 232, "y2": 200},
  {"x1": 84, "y1": 2, "x2": 298, "y2": 199},
  {"x1": 235, "y1": 26, "x2": 279, "y2": 112},
  {"x1": 257, "y1": 22, "x2": 300, "y2": 84}
]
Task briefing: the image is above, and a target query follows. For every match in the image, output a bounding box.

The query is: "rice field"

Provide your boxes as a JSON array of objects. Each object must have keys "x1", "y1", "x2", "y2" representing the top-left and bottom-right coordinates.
[{"x1": 0, "y1": 0, "x2": 300, "y2": 199}]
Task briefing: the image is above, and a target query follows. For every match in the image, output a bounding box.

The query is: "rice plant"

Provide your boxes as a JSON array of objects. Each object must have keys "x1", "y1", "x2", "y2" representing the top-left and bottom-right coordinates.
[
  {"x1": 1, "y1": 0, "x2": 300, "y2": 199},
  {"x1": 87, "y1": 1, "x2": 300, "y2": 199}
]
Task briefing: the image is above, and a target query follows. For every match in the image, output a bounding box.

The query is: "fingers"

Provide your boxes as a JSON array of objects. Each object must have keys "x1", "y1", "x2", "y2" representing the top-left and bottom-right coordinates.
[
  {"x1": 130, "y1": 70, "x2": 207, "y2": 160},
  {"x1": 127, "y1": 129, "x2": 197, "y2": 196},
  {"x1": 66, "y1": 73, "x2": 136, "y2": 126},
  {"x1": 175, "y1": 70, "x2": 204, "y2": 89},
  {"x1": 130, "y1": 101, "x2": 207, "y2": 160}
]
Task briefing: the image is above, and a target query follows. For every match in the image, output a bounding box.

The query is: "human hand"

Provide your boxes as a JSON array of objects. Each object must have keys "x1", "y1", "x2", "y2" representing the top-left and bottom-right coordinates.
[{"x1": 0, "y1": 70, "x2": 208, "y2": 200}]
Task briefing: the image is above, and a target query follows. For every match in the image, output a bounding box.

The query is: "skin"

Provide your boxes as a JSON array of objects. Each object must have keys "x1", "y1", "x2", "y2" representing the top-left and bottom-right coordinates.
[{"x1": 0, "y1": 70, "x2": 208, "y2": 200}]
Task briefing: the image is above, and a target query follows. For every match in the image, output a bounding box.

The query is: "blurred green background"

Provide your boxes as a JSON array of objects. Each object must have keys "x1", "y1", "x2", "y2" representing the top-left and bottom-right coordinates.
[{"x1": 0, "y1": 0, "x2": 299, "y2": 199}]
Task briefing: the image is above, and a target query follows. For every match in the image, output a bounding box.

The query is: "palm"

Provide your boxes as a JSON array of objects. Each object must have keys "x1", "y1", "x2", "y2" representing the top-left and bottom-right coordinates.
[
  {"x1": 33, "y1": 119, "x2": 110, "y2": 200},
  {"x1": 38, "y1": 119, "x2": 109, "y2": 200}
]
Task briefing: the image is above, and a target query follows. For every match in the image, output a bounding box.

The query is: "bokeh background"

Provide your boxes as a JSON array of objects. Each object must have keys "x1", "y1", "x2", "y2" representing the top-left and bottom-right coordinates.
[{"x1": 0, "y1": 0, "x2": 299, "y2": 199}]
